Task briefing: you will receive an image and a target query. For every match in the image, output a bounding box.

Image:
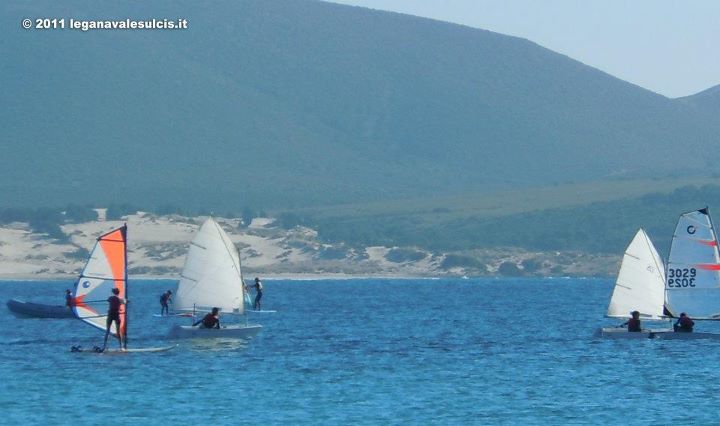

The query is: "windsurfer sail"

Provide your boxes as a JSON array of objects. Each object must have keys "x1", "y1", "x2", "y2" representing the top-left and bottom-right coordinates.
[{"x1": 72, "y1": 225, "x2": 128, "y2": 349}]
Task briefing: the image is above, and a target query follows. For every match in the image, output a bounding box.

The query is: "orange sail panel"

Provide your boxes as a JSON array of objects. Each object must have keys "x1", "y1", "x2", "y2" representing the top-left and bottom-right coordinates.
[{"x1": 72, "y1": 226, "x2": 128, "y2": 337}]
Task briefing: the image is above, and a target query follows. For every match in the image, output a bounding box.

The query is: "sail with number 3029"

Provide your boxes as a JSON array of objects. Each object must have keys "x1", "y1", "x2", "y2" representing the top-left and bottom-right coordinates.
[
  {"x1": 664, "y1": 208, "x2": 720, "y2": 320},
  {"x1": 600, "y1": 209, "x2": 720, "y2": 340}
]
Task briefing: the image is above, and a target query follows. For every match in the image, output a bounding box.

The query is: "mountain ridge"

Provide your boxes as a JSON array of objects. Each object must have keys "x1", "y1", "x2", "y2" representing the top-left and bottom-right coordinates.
[{"x1": 2, "y1": 0, "x2": 719, "y2": 211}]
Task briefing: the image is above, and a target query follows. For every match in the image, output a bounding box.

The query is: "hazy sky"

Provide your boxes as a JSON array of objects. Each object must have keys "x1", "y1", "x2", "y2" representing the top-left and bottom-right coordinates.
[{"x1": 328, "y1": 0, "x2": 719, "y2": 98}]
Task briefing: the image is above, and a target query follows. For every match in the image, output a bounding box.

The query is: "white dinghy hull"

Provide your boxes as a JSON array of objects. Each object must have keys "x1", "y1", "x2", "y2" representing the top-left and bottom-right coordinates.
[
  {"x1": 598, "y1": 327, "x2": 672, "y2": 339},
  {"x1": 598, "y1": 327, "x2": 720, "y2": 340},
  {"x1": 168, "y1": 324, "x2": 262, "y2": 339},
  {"x1": 654, "y1": 332, "x2": 720, "y2": 340}
]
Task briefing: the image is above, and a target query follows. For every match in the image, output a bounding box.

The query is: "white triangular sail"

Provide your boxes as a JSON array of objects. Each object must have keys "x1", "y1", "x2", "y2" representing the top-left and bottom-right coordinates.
[
  {"x1": 607, "y1": 229, "x2": 666, "y2": 319},
  {"x1": 72, "y1": 226, "x2": 128, "y2": 336},
  {"x1": 175, "y1": 218, "x2": 245, "y2": 314},
  {"x1": 665, "y1": 208, "x2": 720, "y2": 319}
]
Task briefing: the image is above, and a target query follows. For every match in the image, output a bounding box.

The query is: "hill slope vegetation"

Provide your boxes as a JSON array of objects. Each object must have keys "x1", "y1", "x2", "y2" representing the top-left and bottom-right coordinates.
[{"x1": 2, "y1": 0, "x2": 719, "y2": 212}]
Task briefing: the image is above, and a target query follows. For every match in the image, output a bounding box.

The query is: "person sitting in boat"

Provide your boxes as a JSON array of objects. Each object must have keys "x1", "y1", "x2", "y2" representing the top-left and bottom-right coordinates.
[
  {"x1": 621, "y1": 310, "x2": 642, "y2": 332},
  {"x1": 65, "y1": 289, "x2": 74, "y2": 308},
  {"x1": 252, "y1": 277, "x2": 263, "y2": 310},
  {"x1": 674, "y1": 313, "x2": 694, "y2": 332},
  {"x1": 193, "y1": 307, "x2": 221, "y2": 329},
  {"x1": 159, "y1": 290, "x2": 172, "y2": 316}
]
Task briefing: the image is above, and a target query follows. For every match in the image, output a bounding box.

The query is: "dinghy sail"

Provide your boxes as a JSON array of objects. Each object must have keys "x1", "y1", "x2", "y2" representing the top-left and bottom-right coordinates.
[
  {"x1": 607, "y1": 228, "x2": 666, "y2": 319},
  {"x1": 665, "y1": 208, "x2": 720, "y2": 319},
  {"x1": 175, "y1": 218, "x2": 246, "y2": 314},
  {"x1": 72, "y1": 226, "x2": 128, "y2": 337},
  {"x1": 170, "y1": 218, "x2": 261, "y2": 339}
]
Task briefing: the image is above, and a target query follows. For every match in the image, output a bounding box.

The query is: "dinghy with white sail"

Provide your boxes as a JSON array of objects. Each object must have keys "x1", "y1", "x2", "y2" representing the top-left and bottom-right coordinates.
[
  {"x1": 656, "y1": 208, "x2": 720, "y2": 339},
  {"x1": 600, "y1": 209, "x2": 720, "y2": 340},
  {"x1": 664, "y1": 208, "x2": 720, "y2": 319},
  {"x1": 71, "y1": 225, "x2": 176, "y2": 353},
  {"x1": 169, "y1": 218, "x2": 262, "y2": 339},
  {"x1": 599, "y1": 228, "x2": 671, "y2": 338}
]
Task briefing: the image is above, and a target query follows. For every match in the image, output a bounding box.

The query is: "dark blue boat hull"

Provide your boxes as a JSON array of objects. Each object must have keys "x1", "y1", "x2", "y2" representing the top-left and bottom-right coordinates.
[{"x1": 6, "y1": 298, "x2": 75, "y2": 319}]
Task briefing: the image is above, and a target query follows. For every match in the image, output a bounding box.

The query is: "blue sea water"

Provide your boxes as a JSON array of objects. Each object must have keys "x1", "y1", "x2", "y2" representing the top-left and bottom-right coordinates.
[{"x1": 3, "y1": 278, "x2": 720, "y2": 424}]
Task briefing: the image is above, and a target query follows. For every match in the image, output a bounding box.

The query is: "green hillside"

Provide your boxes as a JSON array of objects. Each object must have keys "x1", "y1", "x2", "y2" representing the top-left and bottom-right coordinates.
[
  {"x1": 2, "y1": 0, "x2": 719, "y2": 212},
  {"x1": 283, "y1": 180, "x2": 720, "y2": 255}
]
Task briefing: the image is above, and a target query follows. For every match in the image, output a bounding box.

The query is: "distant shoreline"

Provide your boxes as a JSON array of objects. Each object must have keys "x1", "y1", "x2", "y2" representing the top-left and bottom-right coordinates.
[
  {"x1": 0, "y1": 273, "x2": 607, "y2": 282},
  {"x1": 0, "y1": 273, "x2": 443, "y2": 282}
]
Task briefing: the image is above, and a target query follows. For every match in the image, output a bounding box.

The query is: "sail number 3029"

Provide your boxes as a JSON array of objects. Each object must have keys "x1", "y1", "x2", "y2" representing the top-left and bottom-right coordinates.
[{"x1": 667, "y1": 268, "x2": 697, "y2": 287}]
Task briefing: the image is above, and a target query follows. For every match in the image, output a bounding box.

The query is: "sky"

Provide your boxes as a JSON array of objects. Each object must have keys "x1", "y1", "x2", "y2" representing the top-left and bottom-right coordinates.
[{"x1": 328, "y1": 0, "x2": 719, "y2": 98}]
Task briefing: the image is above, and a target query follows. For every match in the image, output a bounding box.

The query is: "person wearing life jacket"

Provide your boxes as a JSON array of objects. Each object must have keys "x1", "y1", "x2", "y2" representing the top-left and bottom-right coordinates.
[
  {"x1": 674, "y1": 313, "x2": 694, "y2": 332},
  {"x1": 193, "y1": 307, "x2": 221, "y2": 329},
  {"x1": 159, "y1": 290, "x2": 172, "y2": 316},
  {"x1": 623, "y1": 310, "x2": 642, "y2": 332}
]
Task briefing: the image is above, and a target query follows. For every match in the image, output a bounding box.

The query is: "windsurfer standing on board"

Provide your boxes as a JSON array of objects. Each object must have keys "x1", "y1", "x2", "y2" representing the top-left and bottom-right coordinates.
[
  {"x1": 160, "y1": 290, "x2": 172, "y2": 316},
  {"x1": 252, "y1": 277, "x2": 263, "y2": 310},
  {"x1": 193, "y1": 307, "x2": 221, "y2": 329},
  {"x1": 103, "y1": 288, "x2": 126, "y2": 351}
]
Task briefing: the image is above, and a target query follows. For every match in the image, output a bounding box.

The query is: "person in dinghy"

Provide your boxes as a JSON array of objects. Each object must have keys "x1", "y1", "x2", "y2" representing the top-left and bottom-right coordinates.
[
  {"x1": 674, "y1": 313, "x2": 694, "y2": 333},
  {"x1": 193, "y1": 307, "x2": 221, "y2": 329},
  {"x1": 620, "y1": 311, "x2": 642, "y2": 332}
]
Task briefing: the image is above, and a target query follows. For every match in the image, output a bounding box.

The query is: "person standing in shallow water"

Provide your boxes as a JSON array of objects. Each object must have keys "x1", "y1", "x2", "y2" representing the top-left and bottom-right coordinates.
[
  {"x1": 103, "y1": 288, "x2": 126, "y2": 351},
  {"x1": 252, "y1": 277, "x2": 263, "y2": 310}
]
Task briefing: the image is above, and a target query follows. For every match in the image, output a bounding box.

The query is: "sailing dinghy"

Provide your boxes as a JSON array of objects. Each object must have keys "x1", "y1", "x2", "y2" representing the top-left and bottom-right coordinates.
[
  {"x1": 601, "y1": 209, "x2": 720, "y2": 339},
  {"x1": 168, "y1": 218, "x2": 262, "y2": 339},
  {"x1": 598, "y1": 228, "x2": 671, "y2": 339},
  {"x1": 71, "y1": 225, "x2": 176, "y2": 353}
]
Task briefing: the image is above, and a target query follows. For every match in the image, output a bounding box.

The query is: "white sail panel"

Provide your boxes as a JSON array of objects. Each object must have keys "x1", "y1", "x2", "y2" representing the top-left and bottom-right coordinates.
[
  {"x1": 175, "y1": 218, "x2": 245, "y2": 314},
  {"x1": 72, "y1": 226, "x2": 127, "y2": 334},
  {"x1": 607, "y1": 229, "x2": 666, "y2": 319},
  {"x1": 665, "y1": 208, "x2": 720, "y2": 319}
]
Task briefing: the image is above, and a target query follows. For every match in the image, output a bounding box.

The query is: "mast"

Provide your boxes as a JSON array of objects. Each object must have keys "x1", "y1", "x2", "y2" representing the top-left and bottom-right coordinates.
[{"x1": 123, "y1": 224, "x2": 128, "y2": 349}]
